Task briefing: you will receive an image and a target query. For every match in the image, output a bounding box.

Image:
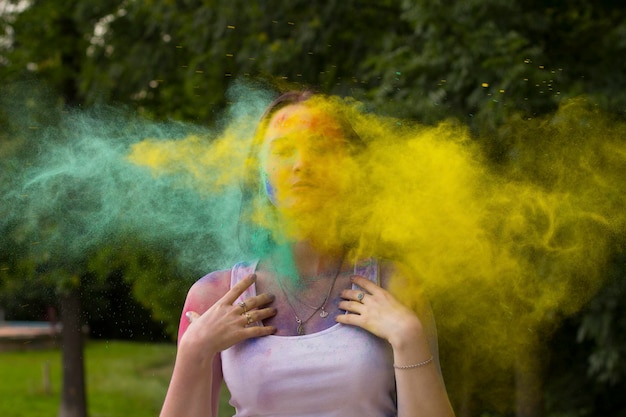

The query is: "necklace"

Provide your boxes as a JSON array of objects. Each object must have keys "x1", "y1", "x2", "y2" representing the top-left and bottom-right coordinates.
[{"x1": 273, "y1": 253, "x2": 345, "y2": 335}]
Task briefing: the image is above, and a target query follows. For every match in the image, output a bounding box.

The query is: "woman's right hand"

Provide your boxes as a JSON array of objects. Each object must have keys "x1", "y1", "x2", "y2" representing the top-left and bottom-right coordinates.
[{"x1": 180, "y1": 274, "x2": 276, "y2": 362}]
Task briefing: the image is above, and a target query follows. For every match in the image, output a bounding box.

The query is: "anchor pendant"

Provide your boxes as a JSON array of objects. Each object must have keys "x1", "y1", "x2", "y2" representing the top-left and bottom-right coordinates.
[{"x1": 296, "y1": 317, "x2": 305, "y2": 335}]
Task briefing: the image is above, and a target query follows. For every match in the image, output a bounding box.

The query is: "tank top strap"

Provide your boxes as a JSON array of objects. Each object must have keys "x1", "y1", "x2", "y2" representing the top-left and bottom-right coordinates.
[
  {"x1": 353, "y1": 257, "x2": 381, "y2": 286},
  {"x1": 230, "y1": 260, "x2": 259, "y2": 302}
]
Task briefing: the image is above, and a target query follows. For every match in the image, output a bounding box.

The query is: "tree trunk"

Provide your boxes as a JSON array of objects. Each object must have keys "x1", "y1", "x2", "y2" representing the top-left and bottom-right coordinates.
[
  {"x1": 455, "y1": 359, "x2": 476, "y2": 417},
  {"x1": 58, "y1": 287, "x2": 87, "y2": 417},
  {"x1": 515, "y1": 336, "x2": 545, "y2": 417}
]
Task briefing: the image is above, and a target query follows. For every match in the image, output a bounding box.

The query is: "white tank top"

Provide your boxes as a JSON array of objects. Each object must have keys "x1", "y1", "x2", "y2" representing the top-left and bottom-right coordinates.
[{"x1": 221, "y1": 259, "x2": 397, "y2": 417}]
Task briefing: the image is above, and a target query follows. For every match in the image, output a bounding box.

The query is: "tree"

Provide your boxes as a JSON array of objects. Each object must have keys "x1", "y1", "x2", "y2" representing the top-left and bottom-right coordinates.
[{"x1": 363, "y1": 0, "x2": 626, "y2": 127}]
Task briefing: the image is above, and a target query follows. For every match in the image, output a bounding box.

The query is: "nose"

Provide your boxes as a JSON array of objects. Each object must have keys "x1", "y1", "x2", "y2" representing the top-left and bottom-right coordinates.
[{"x1": 292, "y1": 149, "x2": 312, "y2": 173}]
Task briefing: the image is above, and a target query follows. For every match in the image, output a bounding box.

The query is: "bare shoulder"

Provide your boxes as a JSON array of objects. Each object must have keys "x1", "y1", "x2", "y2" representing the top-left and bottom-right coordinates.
[
  {"x1": 378, "y1": 258, "x2": 431, "y2": 313},
  {"x1": 377, "y1": 259, "x2": 415, "y2": 290},
  {"x1": 184, "y1": 269, "x2": 231, "y2": 313},
  {"x1": 177, "y1": 269, "x2": 231, "y2": 342},
  {"x1": 378, "y1": 258, "x2": 442, "y2": 361}
]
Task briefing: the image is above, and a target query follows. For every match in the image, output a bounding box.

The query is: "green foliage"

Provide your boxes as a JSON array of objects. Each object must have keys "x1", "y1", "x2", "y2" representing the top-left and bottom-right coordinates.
[
  {"x1": 87, "y1": 243, "x2": 194, "y2": 338},
  {"x1": 78, "y1": 0, "x2": 399, "y2": 120},
  {"x1": 545, "y1": 277, "x2": 626, "y2": 417},
  {"x1": 576, "y1": 249, "x2": 626, "y2": 385},
  {"x1": 3, "y1": 0, "x2": 624, "y2": 123},
  {"x1": 0, "y1": 0, "x2": 124, "y2": 105},
  {"x1": 364, "y1": 0, "x2": 626, "y2": 126}
]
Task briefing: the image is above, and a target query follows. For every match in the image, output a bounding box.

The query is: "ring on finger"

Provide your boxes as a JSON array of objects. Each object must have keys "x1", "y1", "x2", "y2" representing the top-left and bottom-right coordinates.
[
  {"x1": 357, "y1": 292, "x2": 365, "y2": 303},
  {"x1": 239, "y1": 301, "x2": 248, "y2": 313},
  {"x1": 244, "y1": 312, "x2": 254, "y2": 325}
]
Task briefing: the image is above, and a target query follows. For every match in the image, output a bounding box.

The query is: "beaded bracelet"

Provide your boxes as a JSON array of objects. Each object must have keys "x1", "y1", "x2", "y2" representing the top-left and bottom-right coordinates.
[{"x1": 393, "y1": 356, "x2": 434, "y2": 369}]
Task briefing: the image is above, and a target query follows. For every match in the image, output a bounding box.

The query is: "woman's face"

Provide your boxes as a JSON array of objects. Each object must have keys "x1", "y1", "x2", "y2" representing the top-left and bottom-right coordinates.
[{"x1": 260, "y1": 103, "x2": 352, "y2": 213}]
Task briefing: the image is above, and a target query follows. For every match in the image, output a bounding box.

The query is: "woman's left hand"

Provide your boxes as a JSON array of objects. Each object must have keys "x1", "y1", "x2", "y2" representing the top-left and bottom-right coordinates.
[
  {"x1": 337, "y1": 276, "x2": 454, "y2": 417},
  {"x1": 335, "y1": 275, "x2": 424, "y2": 350}
]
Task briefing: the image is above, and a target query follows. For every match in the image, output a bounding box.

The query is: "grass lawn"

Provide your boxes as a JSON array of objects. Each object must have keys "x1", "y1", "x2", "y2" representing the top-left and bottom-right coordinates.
[{"x1": 0, "y1": 340, "x2": 235, "y2": 417}]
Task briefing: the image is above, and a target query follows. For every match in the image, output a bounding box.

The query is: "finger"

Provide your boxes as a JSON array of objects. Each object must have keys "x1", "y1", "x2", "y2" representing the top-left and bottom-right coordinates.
[
  {"x1": 243, "y1": 325, "x2": 277, "y2": 338},
  {"x1": 335, "y1": 312, "x2": 363, "y2": 327},
  {"x1": 222, "y1": 274, "x2": 257, "y2": 305},
  {"x1": 241, "y1": 311, "x2": 256, "y2": 326},
  {"x1": 341, "y1": 289, "x2": 370, "y2": 303},
  {"x1": 255, "y1": 306, "x2": 278, "y2": 321},
  {"x1": 234, "y1": 292, "x2": 275, "y2": 312},
  {"x1": 351, "y1": 275, "x2": 383, "y2": 294},
  {"x1": 240, "y1": 307, "x2": 277, "y2": 325},
  {"x1": 185, "y1": 310, "x2": 200, "y2": 323},
  {"x1": 338, "y1": 300, "x2": 365, "y2": 314},
  {"x1": 236, "y1": 300, "x2": 249, "y2": 314}
]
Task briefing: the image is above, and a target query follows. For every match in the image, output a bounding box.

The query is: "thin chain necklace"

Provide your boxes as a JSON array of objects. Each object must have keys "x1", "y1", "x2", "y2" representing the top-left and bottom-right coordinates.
[{"x1": 272, "y1": 253, "x2": 345, "y2": 335}]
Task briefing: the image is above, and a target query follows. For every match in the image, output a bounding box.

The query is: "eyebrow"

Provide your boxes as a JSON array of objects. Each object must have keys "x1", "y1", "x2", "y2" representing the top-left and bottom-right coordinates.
[
  {"x1": 266, "y1": 136, "x2": 291, "y2": 146},
  {"x1": 267, "y1": 134, "x2": 352, "y2": 150}
]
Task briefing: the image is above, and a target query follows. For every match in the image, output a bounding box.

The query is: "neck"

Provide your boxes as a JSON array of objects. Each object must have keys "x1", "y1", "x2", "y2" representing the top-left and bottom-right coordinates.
[
  {"x1": 292, "y1": 240, "x2": 345, "y2": 279},
  {"x1": 272, "y1": 240, "x2": 346, "y2": 287},
  {"x1": 275, "y1": 208, "x2": 347, "y2": 252}
]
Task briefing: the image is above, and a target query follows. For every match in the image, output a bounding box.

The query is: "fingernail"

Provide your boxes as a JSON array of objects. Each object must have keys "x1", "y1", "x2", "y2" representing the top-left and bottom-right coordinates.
[
  {"x1": 268, "y1": 293, "x2": 275, "y2": 300},
  {"x1": 185, "y1": 311, "x2": 196, "y2": 323},
  {"x1": 250, "y1": 274, "x2": 257, "y2": 281}
]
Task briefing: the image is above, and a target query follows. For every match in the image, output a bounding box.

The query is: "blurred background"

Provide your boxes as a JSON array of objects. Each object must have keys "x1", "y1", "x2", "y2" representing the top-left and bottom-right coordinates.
[{"x1": 1, "y1": 1, "x2": 625, "y2": 416}]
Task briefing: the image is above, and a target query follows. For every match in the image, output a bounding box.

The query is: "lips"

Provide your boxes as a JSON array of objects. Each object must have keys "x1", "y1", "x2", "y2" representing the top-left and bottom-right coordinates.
[{"x1": 291, "y1": 180, "x2": 317, "y2": 190}]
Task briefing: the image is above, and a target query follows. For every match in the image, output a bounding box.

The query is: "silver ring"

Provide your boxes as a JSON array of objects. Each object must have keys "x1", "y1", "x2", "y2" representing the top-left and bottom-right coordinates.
[
  {"x1": 244, "y1": 312, "x2": 254, "y2": 325},
  {"x1": 239, "y1": 301, "x2": 248, "y2": 313},
  {"x1": 357, "y1": 292, "x2": 365, "y2": 303}
]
